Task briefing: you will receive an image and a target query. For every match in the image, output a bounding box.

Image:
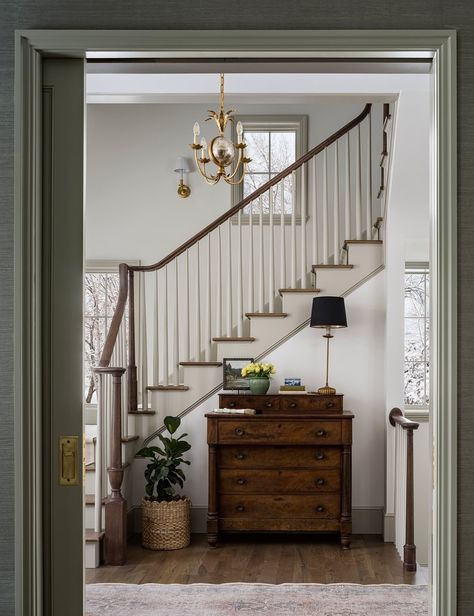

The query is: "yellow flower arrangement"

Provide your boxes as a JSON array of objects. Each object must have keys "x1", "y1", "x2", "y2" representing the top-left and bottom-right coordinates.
[{"x1": 241, "y1": 362, "x2": 276, "y2": 379}]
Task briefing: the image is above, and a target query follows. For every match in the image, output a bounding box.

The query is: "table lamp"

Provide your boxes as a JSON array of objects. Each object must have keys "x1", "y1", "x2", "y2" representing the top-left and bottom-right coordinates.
[{"x1": 310, "y1": 296, "x2": 347, "y2": 395}]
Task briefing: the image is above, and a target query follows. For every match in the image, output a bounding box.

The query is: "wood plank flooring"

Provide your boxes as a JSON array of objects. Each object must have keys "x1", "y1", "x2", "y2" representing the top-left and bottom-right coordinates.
[{"x1": 86, "y1": 534, "x2": 429, "y2": 585}]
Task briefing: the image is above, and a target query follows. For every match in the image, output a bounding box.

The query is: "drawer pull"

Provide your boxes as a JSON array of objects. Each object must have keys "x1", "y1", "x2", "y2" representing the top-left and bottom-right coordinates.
[
  {"x1": 315, "y1": 505, "x2": 325, "y2": 513},
  {"x1": 325, "y1": 401, "x2": 335, "y2": 409},
  {"x1": 236, "y1": 478, "x2": 247, "y2": 485},
  {"x1": 316, "y1": 452, "x2": 325, "y2": 461},
  {"x1": 236, "y1": 505, "x2": 245, "y2": 512},
  {"x1": 289, "y1": 402, "x2": 297, "y2": 408},
  {"x1": 315, "y1": 478, "x2": 325, "y2": 486},
  {"x1": 316, "y1": 429, "x2": 327, "y2": 437},
  {"x1": 235, "y1": 452, "x2": 246, "y2": 460},
  {"x1": 265, "y1": 402, "x2": 273, "y2": 408},
  {"x1": 228, "y1": 401, "x2": 236, "y2": 408},
  {"x1": 235, "y1": 428, "x2": 245, "y2": 436}
]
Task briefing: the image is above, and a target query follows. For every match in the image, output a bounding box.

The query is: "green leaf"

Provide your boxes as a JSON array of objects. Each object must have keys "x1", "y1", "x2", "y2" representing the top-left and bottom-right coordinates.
[{"x1": 164, "y1": 415, "x2": 181, "y2": 435}]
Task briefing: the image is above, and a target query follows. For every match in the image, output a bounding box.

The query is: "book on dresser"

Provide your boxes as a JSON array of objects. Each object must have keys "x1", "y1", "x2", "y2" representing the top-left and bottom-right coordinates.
[{"x1": 205, "y1": 392, "x2": 353, "y2": 549}]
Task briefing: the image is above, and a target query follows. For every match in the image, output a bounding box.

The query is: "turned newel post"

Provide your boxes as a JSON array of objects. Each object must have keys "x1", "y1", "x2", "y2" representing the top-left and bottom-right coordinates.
[
  {"x1": 94, "y1": 366, "x2": 127, "y2": 565},
  {"x1": 128, "y1": 269, "x2": 138, "y2": 411},
  {"x1": 389, "y1": 407, "x2": 419, "y2": 571}
]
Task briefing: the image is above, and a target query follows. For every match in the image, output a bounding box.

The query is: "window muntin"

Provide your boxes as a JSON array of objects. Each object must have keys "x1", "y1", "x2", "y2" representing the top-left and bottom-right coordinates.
[{"x1": 404, "y1": 265, "x2": 430, "y2": 408}]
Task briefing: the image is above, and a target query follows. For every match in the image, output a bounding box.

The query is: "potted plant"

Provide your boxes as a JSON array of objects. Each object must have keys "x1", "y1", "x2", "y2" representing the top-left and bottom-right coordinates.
[
  {"x1": 136, "y1": 415, "x2": 191, "y2": 550},
  {"x1": 241, "y1": 361, "x2": 276, "y2": 395}
]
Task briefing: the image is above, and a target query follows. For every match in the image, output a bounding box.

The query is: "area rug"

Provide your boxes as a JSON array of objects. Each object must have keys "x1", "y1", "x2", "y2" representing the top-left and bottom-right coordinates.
[{"x1": 85, "y1": 583, "x2": 429, "y2": 615}]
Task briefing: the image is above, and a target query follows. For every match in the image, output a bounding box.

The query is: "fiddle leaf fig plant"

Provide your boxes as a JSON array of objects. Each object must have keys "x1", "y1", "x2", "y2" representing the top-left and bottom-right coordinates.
[{"x1": 136, "y1": 415, "x2": 191, "y2": 502}]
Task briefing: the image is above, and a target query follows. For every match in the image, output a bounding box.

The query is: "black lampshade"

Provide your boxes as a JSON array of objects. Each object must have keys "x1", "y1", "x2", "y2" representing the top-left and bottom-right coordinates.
[{"x1": 310, "y1": 296, "x2": 347, "y2": 328}]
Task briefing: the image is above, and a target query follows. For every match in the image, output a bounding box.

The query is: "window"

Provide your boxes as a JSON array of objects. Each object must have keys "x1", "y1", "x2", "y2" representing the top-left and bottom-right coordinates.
[
  {"x1": 404, "y1": 263, "x2": 430, "y2": 408},
  {"x1": 83, "y1": 260, "x2": 138, "y2": 405},
  {"x1": 232, "y1": 116, "x2": 307, "y2": 216}
]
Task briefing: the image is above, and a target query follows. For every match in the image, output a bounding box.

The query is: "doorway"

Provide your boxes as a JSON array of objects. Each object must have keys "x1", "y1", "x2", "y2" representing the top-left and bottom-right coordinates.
[{"x1": 14, "y1": 30, "x2": 454, "y2": 616}]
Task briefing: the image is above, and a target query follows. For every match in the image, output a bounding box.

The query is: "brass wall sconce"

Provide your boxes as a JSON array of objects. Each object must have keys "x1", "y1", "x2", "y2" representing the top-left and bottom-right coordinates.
[{"x1": 174, "y1": 156, "x2": 192, "y2": 198}]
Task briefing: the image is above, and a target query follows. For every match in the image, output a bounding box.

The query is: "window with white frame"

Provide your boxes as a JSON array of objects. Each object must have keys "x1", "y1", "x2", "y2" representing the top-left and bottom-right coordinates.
[
  {"x1": 404, "y1": 263, "x2": 430, "y2": 408},
  {"x1": 232, "y1": 116, "x2": 308, "y2": 216}
]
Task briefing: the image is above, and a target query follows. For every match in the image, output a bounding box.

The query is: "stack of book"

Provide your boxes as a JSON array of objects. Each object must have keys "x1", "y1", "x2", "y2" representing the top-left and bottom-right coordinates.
[{"x1": 279, "y1": 385, "x2": 306, "y2": 394}]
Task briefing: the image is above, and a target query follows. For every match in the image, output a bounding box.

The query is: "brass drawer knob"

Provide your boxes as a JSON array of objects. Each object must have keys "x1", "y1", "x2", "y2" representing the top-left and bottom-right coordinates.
[
  {"x1": 315, "y1": 478, "x2": 325, "y2": 486},
  {"x1": 316, "y1": 452, "x2": 325, "y2": 461},
  {"x1": 236, "y1": 504, "x2": 245, "y2": 512},
  {"x1": 325, "y1": 401, "x2": 335, "y2": 408},
  {"x1": 229, "y1": 401, "x2": 236, "y2": 408},
  {"x1": 316, "y1": 429, "x2": 327, "y2": 437},
  {"x1": 265, "y1": 401, "x2": 273, "y2": 408},
  {"x1": 235, "y1": 428, "x2": 245, "y2": 436},
  {"x1": 315, "y1": 505, "x2": 325, "y2": 513},
  {"x1": 236, "y1": 478, "x2": 247, "y2": 485},
  {"x1": 289, "y1": 402, "x2": 297, "y2": 408},
  {"x1": 235, "y1": 452, "x2": 246, "y2": 460}
]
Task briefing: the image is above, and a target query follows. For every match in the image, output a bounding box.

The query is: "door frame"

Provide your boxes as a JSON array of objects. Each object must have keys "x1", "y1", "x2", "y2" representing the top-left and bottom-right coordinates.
[{"x1": 14, "y1": 29, "x2": 456, "y2": 616}]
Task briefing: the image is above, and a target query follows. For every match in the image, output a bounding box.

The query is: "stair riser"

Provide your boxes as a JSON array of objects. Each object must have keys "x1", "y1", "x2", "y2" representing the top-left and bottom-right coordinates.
[
  {"x1": 84, "y1": 504, "x2": 105, "y2": 529},
  {"x1": 85, "y1": 540, "x2": 101, "y2": 569},
  {"x1": 84, "y1": 440, "x2": 139, "y2": 467}
]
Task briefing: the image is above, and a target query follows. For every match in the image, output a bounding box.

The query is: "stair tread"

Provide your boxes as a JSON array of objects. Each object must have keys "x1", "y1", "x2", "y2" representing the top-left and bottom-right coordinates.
[
  {"x1": 86, "y1": 461, "x2": 130, "y2": 472},
  {"x1": 279, "y1": 288, "x2": 321, "y2": 295},
  {"x1": 86, "y1": 435, "x2": 139, "y2": 444},
  {"x1": 343, "y1": 239, "x2": 383, "y2": 245},
  {"x1": 147, "y1": 385, "x2": 189, "y2": 391},
  {"x1": 85, "y1": 529, "x2": 105, "y2": 542},
  {"x1": 129, "y1": 409, "x2": 156, "y2": 415},
  {"x1": 179, "y1": 361, "x2": 223, "y2": 366},
  {"x1": 213, "y1": 336, "x2": 255, "y2": 342},
  {"x1": 245, "y1": 312, "x2": 288, "y2": 318},
  {"x1": 312, "y1": 264, "x2": 353, "y2": 269},
  {"x1": 85, "y1": 494, "x2": 106, "y2": 506}
]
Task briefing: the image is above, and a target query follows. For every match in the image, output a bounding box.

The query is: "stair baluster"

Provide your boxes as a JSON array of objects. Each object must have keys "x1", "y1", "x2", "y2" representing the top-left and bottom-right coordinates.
[
  {"x1": 163, "y1": 266, "x2": 169, "y2": 381},
  {"x1": 345, "y1": 132, "x2": 351, "y2": 243},
  {"x1": 323, "y1": 149, "x2": 329, "y2": 264},
  {"x1": 333, "y1": 142, "x2": 340, "y2": 265},
  {"x1": 237, "y1": 210, "x2": 244, "y2": 335},
  {"x1": 280, "y1": 182, "x2": 286, "y2": 289},
  {"x1": 258, "y1": 196, "x2": 265, "y2": 312},
  {"x1": 355, "y1": 124, "x2": 362, "y2": 240},
  {"x1": 311, "y1": 157, "x2": 318, "y2": 268},
  {"x1": 300, "y1": 164, "x2": 307, "y2": 285},
  {"x1": 269, "y1": 186, "x2": 275, "y2": 311},
  {"x1": 291, "y1": 172, "x2": 297, "y2": 286},
  {"x1": 366, "y1": 113, "x2": 373, "y2": 238},
  {"x1": 248, "y1": 201, "x2": 255, "y2": 312},
  {"x1": 206, "y1": 235, "x2": 213, "y2": 358}
]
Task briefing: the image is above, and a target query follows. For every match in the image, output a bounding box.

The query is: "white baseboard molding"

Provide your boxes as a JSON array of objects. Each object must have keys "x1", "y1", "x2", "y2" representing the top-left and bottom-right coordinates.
[
  {"x1": 384, "y1": 512, "x2": 395, "y2": 542},
  {"x1": 130, "y1": 505, "x2": 383, "y2": 535}
]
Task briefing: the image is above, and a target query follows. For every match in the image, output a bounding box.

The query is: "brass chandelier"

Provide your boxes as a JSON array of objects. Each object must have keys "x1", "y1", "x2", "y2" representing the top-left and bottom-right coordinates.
[{"x1": 190, "y1": 73, "x2": 251, "y2": 186}]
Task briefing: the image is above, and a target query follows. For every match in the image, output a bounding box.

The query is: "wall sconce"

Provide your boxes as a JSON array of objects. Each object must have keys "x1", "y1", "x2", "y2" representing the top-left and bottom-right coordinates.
[{"x1": 174, "y1": 156, "x2": 192, "y2": 198}]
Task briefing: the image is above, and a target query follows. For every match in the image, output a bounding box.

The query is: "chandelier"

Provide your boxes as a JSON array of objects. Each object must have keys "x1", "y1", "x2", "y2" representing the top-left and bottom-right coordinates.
[{"x1": 190, "y1": 73, "x2": 251, "y2": 186}]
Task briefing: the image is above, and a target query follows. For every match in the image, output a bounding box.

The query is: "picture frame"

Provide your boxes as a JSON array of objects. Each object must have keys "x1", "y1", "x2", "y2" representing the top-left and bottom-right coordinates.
[
  {"x1": 223, "y1": 357, "x2": 254, "y2": 391},
  {"x1": 285, "y1": 378, "x2": 302, "y2": 387}
]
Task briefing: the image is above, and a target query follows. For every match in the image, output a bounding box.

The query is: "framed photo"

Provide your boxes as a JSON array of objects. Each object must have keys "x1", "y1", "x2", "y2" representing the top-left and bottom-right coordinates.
[
  {"x1": 223, "y1": 357, "x2": 254, "y2": 391},
  {"x1": 285, "y1": 378, "x2": 302, "y2": 387}
]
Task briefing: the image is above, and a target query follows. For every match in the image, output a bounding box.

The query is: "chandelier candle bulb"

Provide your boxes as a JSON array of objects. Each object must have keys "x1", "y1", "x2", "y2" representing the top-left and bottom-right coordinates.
[
  {"x1": 193, "y1": 122, "x2": 200, "y2": 144},
  {"x1": 237, "y1": 120, "x2": 243, "y2": 144}
]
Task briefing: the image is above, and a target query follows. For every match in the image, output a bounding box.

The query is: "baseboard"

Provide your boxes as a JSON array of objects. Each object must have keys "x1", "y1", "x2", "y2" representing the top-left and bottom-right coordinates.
[
  {"x1": 384, "y1": 512, "x2": 395, "y2": 542},
  {"x1": 129, "y1": 505, "x2": 383, "y2": 535}
]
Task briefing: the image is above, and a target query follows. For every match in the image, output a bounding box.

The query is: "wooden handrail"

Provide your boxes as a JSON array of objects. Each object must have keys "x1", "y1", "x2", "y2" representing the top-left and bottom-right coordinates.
[
  {"x1": 130, "y1": 103, "x2": 372, "y2": 273},
  {"x1": 389, "y1": 407, "x2": 419, "y2": 571},
  {"x1": 389, "y1": 407, "x2": 420, "y2": 431}
]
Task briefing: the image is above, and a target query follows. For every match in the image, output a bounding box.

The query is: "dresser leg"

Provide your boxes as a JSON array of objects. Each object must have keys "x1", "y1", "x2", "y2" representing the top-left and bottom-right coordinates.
[{"x1": 341, "y1": 531, "x2": 352, "y2": 550}]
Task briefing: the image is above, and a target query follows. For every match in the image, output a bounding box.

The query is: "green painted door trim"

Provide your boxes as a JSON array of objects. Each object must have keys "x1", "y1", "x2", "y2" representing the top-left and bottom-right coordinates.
[{"x1": 14, "y1": 29, "x2": 456, "y2": 616}]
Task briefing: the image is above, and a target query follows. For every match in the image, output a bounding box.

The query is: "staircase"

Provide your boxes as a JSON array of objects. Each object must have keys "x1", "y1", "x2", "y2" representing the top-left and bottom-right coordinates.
[{"x1": 84, "y1": 102, "x2": 393, "y2": 567}]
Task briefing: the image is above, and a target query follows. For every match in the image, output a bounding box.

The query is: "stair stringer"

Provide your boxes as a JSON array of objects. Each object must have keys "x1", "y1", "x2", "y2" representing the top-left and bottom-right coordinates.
[{"x1": 143, "y1": 242, "x2": 384, "y2": 446}]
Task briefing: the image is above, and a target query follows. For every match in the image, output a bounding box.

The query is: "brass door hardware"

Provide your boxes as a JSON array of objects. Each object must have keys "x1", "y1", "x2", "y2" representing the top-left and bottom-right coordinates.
[{"x1": 59, "y1": 436, "x2": 80, "y2": 486}]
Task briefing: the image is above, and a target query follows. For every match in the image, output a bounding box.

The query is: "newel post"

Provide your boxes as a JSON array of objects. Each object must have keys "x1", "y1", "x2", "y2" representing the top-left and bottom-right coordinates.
[{"x1": 94, "y1": 366, "x2": 127, "y2": 565}]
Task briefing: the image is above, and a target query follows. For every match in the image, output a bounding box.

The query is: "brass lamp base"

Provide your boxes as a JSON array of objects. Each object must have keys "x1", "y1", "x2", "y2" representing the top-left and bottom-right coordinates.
[{"x1": 318, "y1": 385, "x2": 336, "y2": 395}]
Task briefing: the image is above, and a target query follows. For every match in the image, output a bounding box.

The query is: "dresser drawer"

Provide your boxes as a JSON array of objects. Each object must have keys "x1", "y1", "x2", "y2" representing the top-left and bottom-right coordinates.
[
  {"x1": 219, "y1": 494, "x2": 340, "y2": 519},
  {"x1": 218, "y1": 468, "x2": 341, "y2": 493},
  {"x1": 217, "y1": 420, "x2": 342, "y2": 445},
  {"x1": 280, "y1": 395, "x2": 342, "y2": 412},
  {"x1": 220, "y1": 395, "x2": 281, "y2": 412},
  {"x1": 218, "y1": 445, "x2": 341, "y2": 469}
]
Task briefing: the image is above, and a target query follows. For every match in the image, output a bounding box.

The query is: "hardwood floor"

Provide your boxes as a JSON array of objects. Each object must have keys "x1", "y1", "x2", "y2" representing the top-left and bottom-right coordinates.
[{"x1": 86, "y1": 534, "x2": 429, "y2": 585}]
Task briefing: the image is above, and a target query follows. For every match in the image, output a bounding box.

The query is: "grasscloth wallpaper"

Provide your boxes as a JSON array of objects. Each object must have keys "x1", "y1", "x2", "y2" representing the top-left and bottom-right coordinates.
[{"x1": 0, "y1": 2, "x2": 472, "y2": 614}]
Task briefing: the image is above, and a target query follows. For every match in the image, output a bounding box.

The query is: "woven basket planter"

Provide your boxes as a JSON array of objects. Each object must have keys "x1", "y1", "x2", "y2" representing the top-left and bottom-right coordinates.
[{"x1": 142, "y1": 497, "x2": 191, "y2": 550}]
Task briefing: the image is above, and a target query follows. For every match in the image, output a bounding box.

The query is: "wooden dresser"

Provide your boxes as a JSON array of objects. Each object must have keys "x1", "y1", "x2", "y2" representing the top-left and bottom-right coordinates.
[{"x1": 206, "y1": 393, "x2": 353, "y2": 548}]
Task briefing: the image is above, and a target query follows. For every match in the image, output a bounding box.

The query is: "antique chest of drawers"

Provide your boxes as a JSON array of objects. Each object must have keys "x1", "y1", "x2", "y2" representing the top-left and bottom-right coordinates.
[{"x1": 206, "y1": 393, "x2": 353, "y2": 548}]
